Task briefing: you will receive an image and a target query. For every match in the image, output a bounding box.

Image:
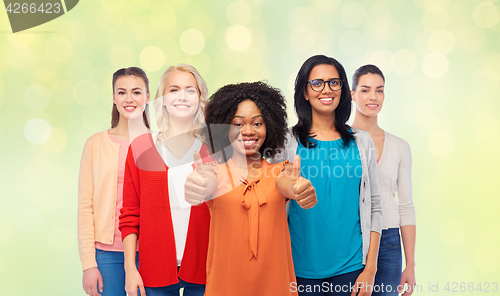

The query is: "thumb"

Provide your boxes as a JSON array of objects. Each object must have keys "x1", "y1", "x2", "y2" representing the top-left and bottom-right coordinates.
[
  {"x1": 193, "y1": 151, "x2": 205, "y2": 175},
  {"x1": 98, "y1": 274, "x2": 103, "y2": 293},
  {"x1": 292, "y1": 155, "x2": 301, "y2": 179}
]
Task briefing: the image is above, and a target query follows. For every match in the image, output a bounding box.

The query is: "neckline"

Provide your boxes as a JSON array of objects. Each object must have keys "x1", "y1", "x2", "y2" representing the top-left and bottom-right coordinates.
[
  {"x1": 158, "y1": 137, "x2": 202, "y2": 163},
  {"x1": 377, "y1": 131, "x2": 387, "y2": 167}
]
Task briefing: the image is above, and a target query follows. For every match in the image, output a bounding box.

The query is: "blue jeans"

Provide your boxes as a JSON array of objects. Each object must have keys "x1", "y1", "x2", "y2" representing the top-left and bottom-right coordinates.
[
  {"x1": 95, "y1": 248, "x2": 139, "y2": 296},
  {"x1": 143, "y1": 278, "x2": 205, "y2": 296},
  {"x1": 373, "y1": 228, "x2": 402, "y2": 296},
  {"x1": 296, "y1": 268, "x2": 364, "y2": 296}
]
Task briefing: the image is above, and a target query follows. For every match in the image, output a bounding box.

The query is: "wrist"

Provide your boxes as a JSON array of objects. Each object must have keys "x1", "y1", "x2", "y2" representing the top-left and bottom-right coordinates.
[
  {"x1": 405, "y1": 261, "x2": 416, "y2": 269},
  {"x1": 363, "y1": 265, "x2": 377, "y2": 275}
]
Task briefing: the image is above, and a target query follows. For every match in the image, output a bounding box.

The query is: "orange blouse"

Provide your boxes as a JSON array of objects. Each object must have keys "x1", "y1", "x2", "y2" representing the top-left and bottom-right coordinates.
[{"x1": 205, "y1": 159, "x2": 297, "y2": 296}]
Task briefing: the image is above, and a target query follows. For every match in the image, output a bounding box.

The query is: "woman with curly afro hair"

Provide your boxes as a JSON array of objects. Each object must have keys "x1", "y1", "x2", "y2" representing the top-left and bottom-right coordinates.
[{"x1": 184, "y1": 81, "x2": 317, "y2": 295}]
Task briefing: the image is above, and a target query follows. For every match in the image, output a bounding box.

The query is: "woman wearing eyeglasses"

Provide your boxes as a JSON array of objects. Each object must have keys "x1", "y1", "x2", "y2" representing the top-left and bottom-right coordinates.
[
  {"x1": 272, "y1": 55, "x2": 381, "y2": 296},
  {"x1": 351, "y1": 64, "x2": 416, "y2": 296}
]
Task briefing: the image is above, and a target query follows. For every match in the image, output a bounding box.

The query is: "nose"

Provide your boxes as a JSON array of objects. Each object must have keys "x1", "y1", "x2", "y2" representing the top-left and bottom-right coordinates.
[
  {"x1": 241, "y1": 124, "x2": 255, "y2": 135},
  {"x1": 179, "y1": 89, "x2": 187, "y2": 100},
  {"x1": 125, "y1": 92, "x2": 134, "y2": 102}
]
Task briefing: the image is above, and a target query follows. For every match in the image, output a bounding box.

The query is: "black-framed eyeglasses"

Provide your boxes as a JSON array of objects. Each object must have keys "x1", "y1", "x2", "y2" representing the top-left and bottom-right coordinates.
[{"x1": 307, "y1": 78, "x2": 343, "y2": 92}]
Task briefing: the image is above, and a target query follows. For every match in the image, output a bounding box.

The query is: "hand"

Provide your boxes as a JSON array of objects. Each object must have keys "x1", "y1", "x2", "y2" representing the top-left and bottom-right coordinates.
[
  {"x1": 82, "y1": 267, "x2": 103, "y2": 296},
  {"x1": 125, "y1": 268, "x2": 146, "y2": 296},
  {"x1": 185, "y1": 151, "x2": 209, "y2": 205},
  {"x1": 351, "y1": 269, "x2": 375, "y2": 296},
  {"x1": 399, "y1": 266, "x2": 416, "y2": 296},
  {"x1": 290, "y1": 155, "x2": 317, "y2": 209}
]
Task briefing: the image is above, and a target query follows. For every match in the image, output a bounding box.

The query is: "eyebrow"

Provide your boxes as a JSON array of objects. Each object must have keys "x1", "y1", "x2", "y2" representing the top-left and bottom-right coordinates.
[
  {"x1": 168, "y1": 85, "x2": 197, "y2": 88},
  {"x1": 116, "y1": 87, "x2": 143, "y2": 91},
  {"x1": 233, "y1": 115, "x2": 263, "y2": 119},
  {"x1": 360, "y1": 85, "x2": 384, "y2": 88}
]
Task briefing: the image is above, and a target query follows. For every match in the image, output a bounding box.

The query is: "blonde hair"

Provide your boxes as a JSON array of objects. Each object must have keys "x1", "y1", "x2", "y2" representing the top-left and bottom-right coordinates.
[{"x1": 153, "y1": 63, "x2": 208, "y2": 143}]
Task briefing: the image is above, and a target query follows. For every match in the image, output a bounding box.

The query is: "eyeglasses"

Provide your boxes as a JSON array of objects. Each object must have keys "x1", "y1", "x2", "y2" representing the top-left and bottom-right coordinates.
[{"x1": 307, "y1": 78, "x2": 343, "y2": 92}]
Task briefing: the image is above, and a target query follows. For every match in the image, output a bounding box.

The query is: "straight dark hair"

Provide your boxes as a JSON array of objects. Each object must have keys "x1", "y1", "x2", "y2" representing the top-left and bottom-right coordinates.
[
  {"x1": 292, "y1": 55, "x2": 354, "y2": 148},
  {"x1": 351, "y1": 64, "x2": 385, "y2": 90},
  {"x1": 111, "y1": 67, "x2": 151, "y2": 129}
]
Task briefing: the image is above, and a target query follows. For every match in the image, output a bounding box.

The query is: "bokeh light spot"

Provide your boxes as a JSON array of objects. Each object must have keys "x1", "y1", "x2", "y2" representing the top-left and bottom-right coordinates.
[
  {"x1": 338, "y1": 30, "x2": 365, "y2": 56},
  {"x1": 139, "y1": 46, "x2": 165, "y2": 72},
  {"x1": 227, "y1": 1, "x2": 252, "y2": 25},
  {"x1": 45, "y1": 35, "x2": 72, "y2": 62},
  {"x1": 428, "y1": 29, "x2": 456, "y2": 55},
  {"x1": 151, "y1": 5, "x2": 177, "y2": 30},
  {"x1": 428, "y1": 132, "x2": 454, "y2": 158},
  {"x1": 340, "y1": 2, "x2": 366, "y2": 28},
  {"x1": 180, "y1": 29, "x2": 206, "y2": 55},
  {"x1": 390, "y1": 50, "x2": 417, "y2": 75},
  {"x1": 109, "y1": 46, "x2": 136, "y2": 69},
  {"x1": 483, "y1": 54, "x2": 500, "y2": 81},
  {"x1": 73, "y1": 81, "x2": 100, "y2": 107},
  {"x1": 43, "y1": 127, "x2": 69, "y2": 154},
  {"x1": 421, "y1": 6, "x2": 449, "y2": 30},
  {"x1": 288, "y1": 7, "x2": 316, "y2": 32},
  {"x1": 422, "y1": 52, "x2": 449, "y2": 78},
  {"x1": 5, "y1": 43, "x2": 32, "y2": 68},
  {"x1": 24, "y1": 118, "x2": 52, "y2": 145},
  {"x1": 23, "y1": 85, "x2": 51, "y2": 111},
  {"x1": 473, "y1": 2, "x2": 500, "y2": 29},
  {"x1": 225, "y1": 25, "x2": 252, "y2": 51},
  {"x1": 368, "y1": 50, "x2": 394, "y2": 75}
]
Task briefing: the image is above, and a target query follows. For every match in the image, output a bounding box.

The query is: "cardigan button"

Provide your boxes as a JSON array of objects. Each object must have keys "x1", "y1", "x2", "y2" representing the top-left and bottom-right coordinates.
[{"x1": 362, "y1": 198, "x2": 365, "y2": 202}]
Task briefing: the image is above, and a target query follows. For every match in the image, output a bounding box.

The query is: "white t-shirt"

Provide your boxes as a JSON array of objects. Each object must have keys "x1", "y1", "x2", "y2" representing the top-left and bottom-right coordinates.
[{"x1": 154, "y1": 135, "x2": 203, "y2": 265}]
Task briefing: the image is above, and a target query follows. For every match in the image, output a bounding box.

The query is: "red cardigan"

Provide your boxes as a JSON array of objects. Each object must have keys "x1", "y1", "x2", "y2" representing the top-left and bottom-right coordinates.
[{"x1": 119, "y1": 133, "x2": 210, "y2": 287}]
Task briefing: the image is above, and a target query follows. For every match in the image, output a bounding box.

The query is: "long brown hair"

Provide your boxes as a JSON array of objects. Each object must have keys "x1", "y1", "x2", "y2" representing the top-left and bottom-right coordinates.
[{"x1": 111, "y1": 67, "x2": 151, "y2": 129}]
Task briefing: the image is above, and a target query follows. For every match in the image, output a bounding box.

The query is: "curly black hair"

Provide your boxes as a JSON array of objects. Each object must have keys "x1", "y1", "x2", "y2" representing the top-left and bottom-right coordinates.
[{"x1": 205, "y1": 81, "x2": 288, "y2": 161}]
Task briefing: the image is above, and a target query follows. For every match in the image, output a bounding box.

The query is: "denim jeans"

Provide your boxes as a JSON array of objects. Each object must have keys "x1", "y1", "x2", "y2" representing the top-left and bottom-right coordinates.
[
  {"x1": 373, "y1": 228, "x2": 402, "y2": 296},
  {"x1": 296, "y1": 268, "x2": 364, "y2": 296},
  {"x1": 143, "y1": 278, "x2": 205, "y2": 296},
  {"x1": 95, "y1": 248, "x2": 139, "y2": 296}
]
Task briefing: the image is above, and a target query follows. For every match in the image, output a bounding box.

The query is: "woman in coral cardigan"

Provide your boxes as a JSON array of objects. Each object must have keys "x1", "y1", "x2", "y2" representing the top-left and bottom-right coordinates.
[
  {"x1": 119, "y1": 64, "x2": 210, "y2": 296},
  {"x1": 351, "y1": 64, "x2": 416, "y2": 296},
  {"x1": 78, "y1": 67, "x2": 151, "y2": 296}
]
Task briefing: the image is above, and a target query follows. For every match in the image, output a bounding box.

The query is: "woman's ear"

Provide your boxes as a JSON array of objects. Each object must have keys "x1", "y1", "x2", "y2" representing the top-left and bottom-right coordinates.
[
  {"x1": 146, "y1": 93, "x2": 150, "y2": 104},
  {"x1": 350, "y1": 90, "x2": 354, "y2": 101},
  {"x1": 304, "y1": 90, "x2": 309, "y2": 101}
]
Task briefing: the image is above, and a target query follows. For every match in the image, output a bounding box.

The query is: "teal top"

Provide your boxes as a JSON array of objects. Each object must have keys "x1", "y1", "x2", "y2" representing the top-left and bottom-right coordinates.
[{"x1": 289, "y1": 137, "x2": 364, "y2": 278}]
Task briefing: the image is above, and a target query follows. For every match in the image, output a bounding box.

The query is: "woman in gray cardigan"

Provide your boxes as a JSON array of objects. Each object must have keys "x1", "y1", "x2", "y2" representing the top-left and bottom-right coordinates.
[
  {"x1": 351, "y1": 64, "x2": 416, "y2": 296},
  {"x1": 272, "y1": 55, "x2": 381, "y2": 296}
]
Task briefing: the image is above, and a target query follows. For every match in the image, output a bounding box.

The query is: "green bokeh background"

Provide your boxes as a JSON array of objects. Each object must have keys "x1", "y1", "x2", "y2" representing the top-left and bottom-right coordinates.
[{"x1": 1, "y1": 0, "x2": 499, "y2": 295}]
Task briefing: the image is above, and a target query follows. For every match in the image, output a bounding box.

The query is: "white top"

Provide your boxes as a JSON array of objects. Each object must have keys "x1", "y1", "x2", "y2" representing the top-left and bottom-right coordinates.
[
  {"x1": 377, "y1": 131, "x2": 416, "y2": 229},
  {"x1": 154, "y1": 134, "x2": 203, "y2": 265}
]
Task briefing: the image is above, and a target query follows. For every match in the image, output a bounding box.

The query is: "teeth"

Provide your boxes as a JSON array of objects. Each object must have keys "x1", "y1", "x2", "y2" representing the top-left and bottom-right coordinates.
[
  {"x1": 243, "y1": 140, "x2": 256, "y2": 144},
  {"x1": 125, "y1": 107, "x2": 135, "y2": 110},
  {"x1": 319, "y1": 98, "x2": 333, "y2": 101}
]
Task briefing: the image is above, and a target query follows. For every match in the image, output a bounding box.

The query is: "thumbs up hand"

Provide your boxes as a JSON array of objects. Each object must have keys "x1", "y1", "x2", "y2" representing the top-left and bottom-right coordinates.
[
  {"x1": 276, "y1": 155, "x2": 317, "y2": 209},
  {"x1": 185, "y1": 151, "x2": 214, "y2": 205},
  {"x1": 289, "y1": 155, "x2": 317, "y2": 209}
]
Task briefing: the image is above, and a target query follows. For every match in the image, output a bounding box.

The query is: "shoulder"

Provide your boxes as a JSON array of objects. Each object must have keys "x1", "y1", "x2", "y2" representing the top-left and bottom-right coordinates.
[
  {"x1": 351, "y1": 127, "x2": 372, "y2": 147},
  {"x1": 385, "y1": 131, "x2": 411, "y2": 154},
  {"x1": 84, "y1": 131, "x2": 109, "y2": 146}
]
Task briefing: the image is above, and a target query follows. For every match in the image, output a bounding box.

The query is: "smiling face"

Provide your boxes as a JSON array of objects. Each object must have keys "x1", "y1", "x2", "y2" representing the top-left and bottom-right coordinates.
[
  {"x1": 228, "y1": 100, "x2": 267, "y2": 159},
  {"x1": 351, "y1": 73, "x2": 385, "y2": 118},
  {"x1": 163, "y1": 70, "x2": 200, "y2": 122},
  {"x1": 304, "y1": 64, "x2": 342, "y2": 118},
  {"x1": 113, "y1": 75, "x2": 150, "y2": 120}
]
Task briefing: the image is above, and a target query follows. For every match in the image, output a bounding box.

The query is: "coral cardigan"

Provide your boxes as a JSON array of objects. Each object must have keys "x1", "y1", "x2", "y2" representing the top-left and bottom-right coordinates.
[
  {"x1": 78, "y1": 131, "x2": 122, "y2": 271},
  {"x1": 119, "y1": 133, "x2": 210, "y2": 288}
]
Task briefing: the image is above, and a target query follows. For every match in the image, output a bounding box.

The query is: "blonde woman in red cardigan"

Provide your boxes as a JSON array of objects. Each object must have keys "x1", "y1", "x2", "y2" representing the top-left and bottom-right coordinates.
[
  {"x1": 78, "y1": 67, "x2": 151, "y2": 296},
  {"x1": 119, "y1": 64, "x2": 210, "y2": 296}
]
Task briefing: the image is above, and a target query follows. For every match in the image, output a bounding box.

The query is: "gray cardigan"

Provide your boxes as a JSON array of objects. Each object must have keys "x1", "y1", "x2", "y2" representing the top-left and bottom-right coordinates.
[{"x1": 269, "y1": 127, "x2": 382, "y2": 265}]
